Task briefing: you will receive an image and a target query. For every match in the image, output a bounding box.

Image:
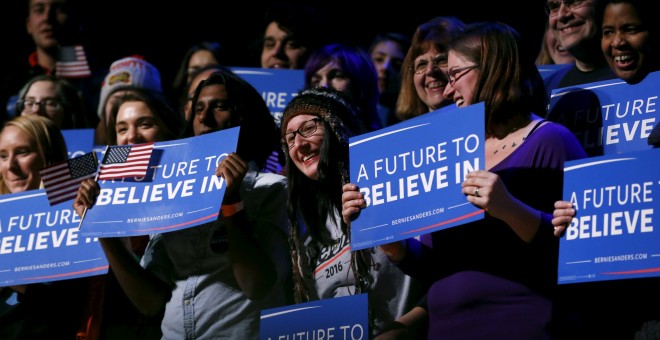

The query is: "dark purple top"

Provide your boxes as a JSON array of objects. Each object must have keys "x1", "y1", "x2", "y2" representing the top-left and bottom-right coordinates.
[{"x1": 398, "y1": 121, "x2": 587, "y2": 339}]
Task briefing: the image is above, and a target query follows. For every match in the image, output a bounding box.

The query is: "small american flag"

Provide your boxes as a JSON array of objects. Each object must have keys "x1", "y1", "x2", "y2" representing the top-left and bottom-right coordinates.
[
  {"x1": 40, "y1": 152, "x2": 98, "y2": 206},
  {"x1": 99, "y1": 143, "x2": 155, "y2": 180},
  {"x1": 56, "y1": 45, "x2": 91, "y2": 78}
]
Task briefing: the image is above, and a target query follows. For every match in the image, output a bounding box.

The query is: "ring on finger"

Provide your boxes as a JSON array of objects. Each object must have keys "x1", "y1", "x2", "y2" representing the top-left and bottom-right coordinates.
[{"x1": 475, "y1": 187, "x2": 480, "y2": 197}]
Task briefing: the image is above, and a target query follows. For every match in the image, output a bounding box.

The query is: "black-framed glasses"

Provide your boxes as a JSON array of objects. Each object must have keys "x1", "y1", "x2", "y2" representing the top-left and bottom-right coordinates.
[
  {"x1": 282, "y1": 118, "x2": 322, "y2": 149},
  {"x1": 544, "y1": 0, "x2": 589, "y2": 16},
  {"x1": 16, "y1": 98, "x2": 61, "y2": 113},
  {"x1": 447, "y1": 65, "x2": 479, "y2": 85},
  {"x1": 411, "y1": 53, "x2": 448, "y2": 74}
]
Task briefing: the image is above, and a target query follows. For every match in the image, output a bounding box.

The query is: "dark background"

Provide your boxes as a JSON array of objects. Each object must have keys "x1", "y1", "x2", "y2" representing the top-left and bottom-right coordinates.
[{"x1": 2, "y1": 0, "x2": 549, "y2": 89}]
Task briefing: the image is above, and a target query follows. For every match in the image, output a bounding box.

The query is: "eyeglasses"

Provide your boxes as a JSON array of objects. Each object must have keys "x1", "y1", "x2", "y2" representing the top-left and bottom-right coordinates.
[
  {"x1": 16, "y1": 98, "x2": 61, "y2": 113},
  {"x1": 544, "y1": 0, "x2": 589, "y2": 16},
  {"x1": 282, "y1": 118, "x2": 322, "y2": 149},
  {"x1": 447, "y1": 65, "x2": 479, "y2": 85},
  {"x1": 412, "y1": 54, "x2": 448, "y2": 74}
]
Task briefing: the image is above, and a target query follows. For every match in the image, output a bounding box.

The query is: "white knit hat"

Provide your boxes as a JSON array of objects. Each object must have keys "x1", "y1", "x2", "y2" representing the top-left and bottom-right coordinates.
[{"x1": 97, "y1": 56, "x2": 162, "y2": 119}]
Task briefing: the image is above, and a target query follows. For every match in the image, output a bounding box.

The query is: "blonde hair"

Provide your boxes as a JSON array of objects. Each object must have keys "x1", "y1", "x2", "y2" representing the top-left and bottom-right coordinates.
[
  {"x1": 536, "y1": 21, "x2": 556, "y2": 65},
  {"x1": 0, "y1": 115, "x2": 68, "y2": 194}
]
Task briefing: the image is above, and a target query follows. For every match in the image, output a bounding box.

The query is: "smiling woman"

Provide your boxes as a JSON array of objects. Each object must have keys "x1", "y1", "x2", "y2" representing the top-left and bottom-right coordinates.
[
  {"x1": 281, "y1": 87, "x2": 424, "y2": 337},
  {"x1": 0, "y1": 124, "x2": 45, "y2": 194},
  {"x1": 597, "y1": 0, "x2": 660, "y2": 84},
  {"x1": 76, "y1": 67, "x2": 292, "y2": 339},
  {"x1": 281, "y1": 117, "x2": 322, "y2": 150},
  {"x1": 0, "y1": 114, "x2": 92, "y2": 339},
  {"x1": 0, "y1": 114, "x2": 67, "y2": 194},
  {"x1": 396, "y1": 16, "x2": 466, "y2": 121},
  {"x1": 342, "y1": 21, "x2": 588, "y2": 339}
]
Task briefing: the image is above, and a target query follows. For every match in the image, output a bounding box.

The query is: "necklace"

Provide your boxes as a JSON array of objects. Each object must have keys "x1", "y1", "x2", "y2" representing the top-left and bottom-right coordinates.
[
  {"x1": 488, "y1": 117, "x2": 542, "y2": 156},
  {"x1": 489, "y1": 124, "x2": 529, "y2": 155},
  {"x1": 493, "y1": 136, "x2": 526, "y2": 155}
]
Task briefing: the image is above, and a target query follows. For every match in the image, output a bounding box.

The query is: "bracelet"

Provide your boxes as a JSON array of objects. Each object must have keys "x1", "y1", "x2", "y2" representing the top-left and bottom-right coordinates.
[{"x1": 221, "y1": 201, "x2": 244, "y2": 217}]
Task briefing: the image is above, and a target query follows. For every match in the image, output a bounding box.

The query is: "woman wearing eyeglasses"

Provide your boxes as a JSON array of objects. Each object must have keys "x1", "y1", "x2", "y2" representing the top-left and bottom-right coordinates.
[
  {"x1": 281, "y1": 87, "x2": 424, "y2": 338},
  {"x1": 344, "y1": 22, "x2": 587, "y2": 339},
  {"x1": 395, "y1": 16, "x2": 465, "y2": 121},
  {"x1": 16, "y1": 74, "x2": 90, "y2": 130}
]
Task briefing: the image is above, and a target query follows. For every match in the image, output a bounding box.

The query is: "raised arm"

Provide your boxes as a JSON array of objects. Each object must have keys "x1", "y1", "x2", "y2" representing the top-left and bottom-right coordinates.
[
  {"x1": 216, "y1": 153, "x2": 279, "y2": 300},
  {"x1": 73, "y1": 178, "x2": 171, "y2": 316}
]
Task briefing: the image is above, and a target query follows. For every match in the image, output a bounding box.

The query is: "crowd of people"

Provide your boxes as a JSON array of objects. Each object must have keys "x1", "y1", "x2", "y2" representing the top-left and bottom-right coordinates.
[{"x1": 1, "y1": 0, "x2": 660, "y2": 339}]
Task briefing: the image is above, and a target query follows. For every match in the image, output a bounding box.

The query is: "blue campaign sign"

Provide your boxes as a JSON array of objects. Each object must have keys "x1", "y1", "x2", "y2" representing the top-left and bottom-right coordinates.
[
  {"x1": 230, "y1": 67, "x2": 304, "y2": 127},
  {"x1": 79, "y1": 128, "x2": 240, "y2": 238},
  {"x1": 62, "y1": 128, "x2": 95, "y2": 159},
  {"x1": 548, "y1": 71, "x2": 659, "y2": 156},
  {"x1": 260, "y1": 294, "x2": 369, "y2": 340},
  {"x1": 349, "y1": 103, "x2": 485, "y2": 251},
  {"x1": 558, "y1": 148, "x2": 660, "y2": 284},
  {"x1": 0, "y1": 190, "x2": 108, "y2": 286}
]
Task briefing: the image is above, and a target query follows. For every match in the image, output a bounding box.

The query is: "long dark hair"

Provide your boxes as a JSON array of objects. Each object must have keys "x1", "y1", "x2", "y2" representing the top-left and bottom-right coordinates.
[
  {"x1": 182, "y1": 69, "x2": 278, "y2": 169},
  {"x1": 172, "y1": 41, "x2": 225, "y2": 91},
  {"x1": 304, "y1": 43, "x2": 381, "y2": 132},
  {"x1": 282, "y1": 87, "x2": 375, "y2": 303},
  {"x1": 171, "y1": 41, "x2": 225, "y2": 111}
]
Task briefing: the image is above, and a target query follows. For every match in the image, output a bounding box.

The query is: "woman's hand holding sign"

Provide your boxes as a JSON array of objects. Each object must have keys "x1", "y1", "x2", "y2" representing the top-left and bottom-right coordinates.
[{"x1": 341, "y1": 183, "x2": 366, "y2": 226}]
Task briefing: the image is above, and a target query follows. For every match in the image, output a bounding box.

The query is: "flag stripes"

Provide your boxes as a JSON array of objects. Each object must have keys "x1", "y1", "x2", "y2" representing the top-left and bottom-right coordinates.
[
  {"x1": 98, "y1": 143, "x2": 154, "y2": 180},
  {"x1": 56, "y1": 45, "x2": 92, "y2": 78},
  {"x1": 40, "y1": 152, "x2": 98, "y2": 206}
]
